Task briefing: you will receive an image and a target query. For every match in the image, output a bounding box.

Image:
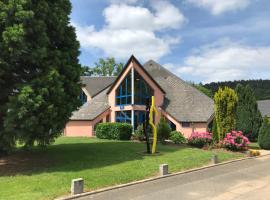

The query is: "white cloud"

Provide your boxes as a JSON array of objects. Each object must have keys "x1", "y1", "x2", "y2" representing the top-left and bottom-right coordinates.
[
  {"x1": 166, "y1": 39, "x2": 270, "y2": 83},
  {"x1": 109, "y1": 0, "x2": 139, "y2": 4},
  {"x1": 73, "y1": 1, "x2": 184, "y2": 61},
  {"x1": 186, "y1": 0, "x2": 250, "y2": 15}
]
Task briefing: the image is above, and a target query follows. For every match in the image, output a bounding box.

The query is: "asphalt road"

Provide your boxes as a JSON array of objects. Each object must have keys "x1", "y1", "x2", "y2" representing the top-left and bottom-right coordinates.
[{"x1": 79, "y1": 156, "x2": 270, "y2": 200}]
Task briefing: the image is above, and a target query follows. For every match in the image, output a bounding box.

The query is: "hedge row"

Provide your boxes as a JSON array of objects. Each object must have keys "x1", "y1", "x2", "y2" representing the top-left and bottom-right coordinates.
[{"x1": 95, "y1": 123, "x2": 132, "y2": 140}]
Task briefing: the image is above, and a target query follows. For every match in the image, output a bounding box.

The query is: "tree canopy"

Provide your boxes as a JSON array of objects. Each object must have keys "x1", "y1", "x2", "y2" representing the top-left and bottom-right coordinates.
[
  {"x1": 204, "y1": 79, "x2": 270, "y2": 100},
  {"x1": 83, "y1": 57, "x2": 124, "y2": 76},
  {"x1": 0, "y1": 0, "x2": 82, "y2": 152}
]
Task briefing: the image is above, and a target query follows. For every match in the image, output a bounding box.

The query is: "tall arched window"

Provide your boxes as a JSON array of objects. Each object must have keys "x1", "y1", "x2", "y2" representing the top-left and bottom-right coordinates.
[{"x1": 115, "y1": 71, "x2": 132, "y2": 105}]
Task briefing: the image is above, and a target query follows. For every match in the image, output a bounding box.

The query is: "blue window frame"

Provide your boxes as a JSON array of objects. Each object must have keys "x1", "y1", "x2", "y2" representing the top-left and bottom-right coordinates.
[
  {"x1": 116, "y1": 71, "x2": 131, "y2": 105},
  {"x1": 116, "y1": 111, "x2": 132, "y2": 123},
  {"x1": 80, "y1": 90, "x2": 87, "y2": 104}
]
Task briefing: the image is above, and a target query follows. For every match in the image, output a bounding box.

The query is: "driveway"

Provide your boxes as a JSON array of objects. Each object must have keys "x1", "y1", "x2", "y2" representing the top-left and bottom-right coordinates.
[{"x1": 78, "y1": 156, "x2": 270, "y2": 200}]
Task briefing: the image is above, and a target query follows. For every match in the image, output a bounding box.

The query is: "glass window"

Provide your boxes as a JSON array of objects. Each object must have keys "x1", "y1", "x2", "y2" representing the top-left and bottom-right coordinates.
[
  {"x1": 182, "y1": 122, "x2": 191, "y2": 128},
  {"x1": 115, "y1": 111, "x2": 132, "y2": 124},
  {"x1": 115, "y1": 71, "x2": 132, "y2": 105},
  {"x1": 134, "y1": 71, "x2": 153, "y2": 105}
]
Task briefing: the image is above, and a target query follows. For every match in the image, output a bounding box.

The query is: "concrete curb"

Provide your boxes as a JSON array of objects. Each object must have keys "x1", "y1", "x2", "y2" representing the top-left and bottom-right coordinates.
[{"x1": 55, "y1": 153, "x2": 270, "y2": 200}]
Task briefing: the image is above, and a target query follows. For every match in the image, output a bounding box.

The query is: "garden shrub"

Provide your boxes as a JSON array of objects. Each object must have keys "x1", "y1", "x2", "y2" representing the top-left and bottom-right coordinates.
[
  {"x1": 222, "y1": 131, "x2": 250, "y2": 151},
  {"x1": 258, "y1": 117, "x2": 270, "y2": 150},
  {"x1": 169, "y1": 131, "x2": 186, "y2": 144},
  {"x1": 188, "y1": 132, "x2": 212, "y2": 148},
  {"x1": 95, "y1": 123, "x2": 132, "y2": 140},
  {"x1": 133, "y1": 124, "x2": 145, "y2": 141},
  {"x1": 157, "y1": 117, "x2": 171, "y2": 142}
]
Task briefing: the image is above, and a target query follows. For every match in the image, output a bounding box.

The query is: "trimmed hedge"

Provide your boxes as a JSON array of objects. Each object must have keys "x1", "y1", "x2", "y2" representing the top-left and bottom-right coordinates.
[{"x1": 95, "y1": 123, "x2": 132, "y2": 140}]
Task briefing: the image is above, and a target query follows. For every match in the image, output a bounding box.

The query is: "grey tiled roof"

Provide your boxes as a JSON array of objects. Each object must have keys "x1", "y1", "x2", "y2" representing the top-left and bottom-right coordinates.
[
  {"x1": 143, "y1": 60, "x2": 214, "y2": 122},
  {"x1": 70, "y1": 88, "x2": 110, "y2": 120},
  {"x1": 258, "y1": 100, "x2": 270, "y2": 117},
  {"x1": 81, "y1": 76, "x2": 116, "y2": 97}
]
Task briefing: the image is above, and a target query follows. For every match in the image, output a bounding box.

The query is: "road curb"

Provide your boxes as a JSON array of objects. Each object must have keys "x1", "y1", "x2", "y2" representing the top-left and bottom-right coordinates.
[{"x1": 55, "y1": 153, "x2": 270, "y2": 200}]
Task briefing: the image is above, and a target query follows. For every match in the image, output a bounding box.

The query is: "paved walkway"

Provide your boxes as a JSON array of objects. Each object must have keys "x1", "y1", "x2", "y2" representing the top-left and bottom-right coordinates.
[{"x1": 78, "y1": 155, "x2": 270, "y2": 200}]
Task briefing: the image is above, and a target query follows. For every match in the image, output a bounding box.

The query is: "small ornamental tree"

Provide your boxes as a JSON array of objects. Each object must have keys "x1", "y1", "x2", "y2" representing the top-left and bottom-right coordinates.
[
  {"x1": 214, "y1": 87, "x2": 238, "y2": 142},
  {"x1": 157, "y1": 117, "x2": 171, "y2": 142},
  {"x1": 258, "y1": 117, "x2": 270, "y2": 150},
  {"x1": 235, "y1": 84, "x2": 262, "y2": 141}
]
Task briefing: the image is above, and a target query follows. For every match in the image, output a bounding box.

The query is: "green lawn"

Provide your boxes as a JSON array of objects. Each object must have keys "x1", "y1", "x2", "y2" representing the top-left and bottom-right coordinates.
[{"x1": 0, "y1": 137, "x2": 244, "y2": 200}]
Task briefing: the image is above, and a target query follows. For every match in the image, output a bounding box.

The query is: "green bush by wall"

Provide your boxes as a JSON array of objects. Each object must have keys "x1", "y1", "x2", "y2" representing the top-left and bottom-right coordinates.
[
  {"x1": 169, "y1": 131, "x2": 186, "y2": 144},
  {"x1": 96, "y1": 123, "x2": 132, "y2": 140}
]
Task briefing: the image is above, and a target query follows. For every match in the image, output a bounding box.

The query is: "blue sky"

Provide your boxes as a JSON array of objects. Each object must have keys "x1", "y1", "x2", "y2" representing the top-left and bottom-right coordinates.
[{"x1": 70, "y1": 0, "x2": 270, "y2": 83}]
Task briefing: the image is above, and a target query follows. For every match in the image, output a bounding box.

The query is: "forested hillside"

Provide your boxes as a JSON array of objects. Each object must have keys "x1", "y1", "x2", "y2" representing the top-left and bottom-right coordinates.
[{"x1": 204, "y1": 80, "x2": 270, "y2": 100}]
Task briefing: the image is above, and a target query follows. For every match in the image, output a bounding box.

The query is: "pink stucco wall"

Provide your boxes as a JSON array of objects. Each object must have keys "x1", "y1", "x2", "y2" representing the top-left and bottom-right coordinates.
[
  {"x1": 64, "y1": 121, "x2": 93, "y2": 137},
  {"x1": 161, "y1": 110, "x2": 209, "y2": 138},
  {"x1": 64, "y1": 110, "x2": 110, "y2": 137}
]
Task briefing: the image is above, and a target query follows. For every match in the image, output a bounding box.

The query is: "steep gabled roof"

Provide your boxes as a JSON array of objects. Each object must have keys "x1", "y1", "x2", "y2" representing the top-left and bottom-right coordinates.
[
  {"x1": 258, "y1": 100, "x2": 270, "y2": 117},
  {"x1": 107, "y1": 55, "x2": 165, "y2": 94},
  {"x1": 71, "y1": 87, "x2": 110, "y2": 120},
  {"x1": 143, "y1": 60, "x2": 214, "y2": 122},
  {"x1": 81, "y1": 76, "x2": 116, "y2": 98}
]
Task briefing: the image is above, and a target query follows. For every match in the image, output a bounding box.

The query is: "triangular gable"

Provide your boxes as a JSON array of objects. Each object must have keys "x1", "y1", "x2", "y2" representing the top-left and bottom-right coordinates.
[{"x1": 107, "y1": 55, "x2": 165, "y2": 95}]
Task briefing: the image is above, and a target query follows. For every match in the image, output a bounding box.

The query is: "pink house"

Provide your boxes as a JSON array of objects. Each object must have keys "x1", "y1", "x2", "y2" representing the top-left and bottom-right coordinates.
[{"x1": 64, "y1": 55, "x2": 214, "y2": 138}]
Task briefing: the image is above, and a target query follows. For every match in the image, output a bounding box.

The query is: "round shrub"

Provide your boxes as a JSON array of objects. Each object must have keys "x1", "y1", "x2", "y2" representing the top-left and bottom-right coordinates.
[
  {"x1": 157, "y1": 117, "x2": 171, "y2": 142},
  {"x1": 133, "y1": 124, "x2": 145, "y2": 141},
  {"x1": 95, "y1": 123, "x2": 132, "y2": 140},
  {"x1": 222, "y1": 131, "x2": 250, "y2": 151},
  {"x1": 188, "y1": 132, "x2": 212, "y2": 148},
  {"x1": 169, "y1": 131, "x2": 186, "y2": 144},
  {"x1": 258, "y1": 117, "x2": 270, "y2": 150}
]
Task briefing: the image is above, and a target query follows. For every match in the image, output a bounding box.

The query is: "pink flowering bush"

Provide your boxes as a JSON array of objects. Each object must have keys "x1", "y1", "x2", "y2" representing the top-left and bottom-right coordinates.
[
  {"x1": 222, "y1": 131, "x2": 250, "y2": 151},
  {"x1": 188, "y1": 132, "x2": 212, "y2": 148}
]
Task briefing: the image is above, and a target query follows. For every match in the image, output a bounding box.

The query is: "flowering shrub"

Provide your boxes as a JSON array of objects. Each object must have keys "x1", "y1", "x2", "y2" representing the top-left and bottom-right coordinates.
[
  {"x1": 222, "y1": 131, "x2": 250, "y2": 151},
  {"x1": 188, "y1": 132, "x2": 212, "y2": 148}
]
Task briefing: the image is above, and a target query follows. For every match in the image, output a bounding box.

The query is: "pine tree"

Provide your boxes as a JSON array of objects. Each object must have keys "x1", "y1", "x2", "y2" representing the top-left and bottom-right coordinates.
[
  {"x1": 1, "y1": 0, "x2": 82, "y2": 151},
  {"x1": 258, "y1": 117, "x2": 270, "y2": 150},
  {"x1": 235, "y1": 84, "x2": 262, "y2": 141},
  {"x1": 214, "y1": 87, "x2": 238, "y2": 141}
]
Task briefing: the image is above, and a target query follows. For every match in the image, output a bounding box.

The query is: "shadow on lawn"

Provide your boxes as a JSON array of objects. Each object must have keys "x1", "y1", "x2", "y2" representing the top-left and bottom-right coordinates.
[{"x1": 0, "y1": 141, "x2": 180, "y2": 177}]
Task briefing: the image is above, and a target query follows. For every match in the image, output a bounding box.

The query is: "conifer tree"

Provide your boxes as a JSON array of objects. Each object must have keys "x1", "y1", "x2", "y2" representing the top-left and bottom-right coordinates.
[
  {"x1": 214, "y1": 87, "x2": 238, "y2": 141},
  {"x1": 235, "y1": 84, "x2": 262, "y2": 141},
  {"x1": 258, "y1": 117, "x2": 270, "y2": 150},
  {"x1": 0, "y1": 0, "x2": 82, "y2": 151}
]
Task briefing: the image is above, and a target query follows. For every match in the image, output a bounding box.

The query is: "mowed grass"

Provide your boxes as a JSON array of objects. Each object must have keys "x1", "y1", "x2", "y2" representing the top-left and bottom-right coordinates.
[{"x1": 0, "y1": 137, "x2": 244, "y2": 200}]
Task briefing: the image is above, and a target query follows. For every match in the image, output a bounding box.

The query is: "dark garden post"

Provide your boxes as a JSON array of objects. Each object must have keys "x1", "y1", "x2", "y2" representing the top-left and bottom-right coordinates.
[{"x1": 144, "y1": 97, "x2": 151, "y2": 154}]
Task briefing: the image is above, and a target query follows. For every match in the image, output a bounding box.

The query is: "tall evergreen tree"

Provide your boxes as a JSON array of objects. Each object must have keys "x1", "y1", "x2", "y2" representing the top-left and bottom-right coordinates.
[
  {"x1": 0, "y1": 0, "x2": 35, "y2": 152},
  {"x1": 235, "y1": 84, "x2": 262, "y2": 141},
  {"x1": 214, "y1": 87, "x2": 238, "y2": 142},
  {"x1": 1, "y1": 0, "x2": 82, "y2": 151},
  {"x1": 258, "y1": 117, "x2": 270, "y2": 150}
]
